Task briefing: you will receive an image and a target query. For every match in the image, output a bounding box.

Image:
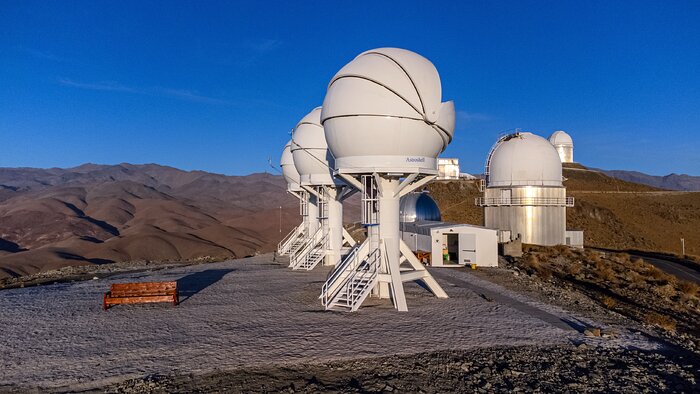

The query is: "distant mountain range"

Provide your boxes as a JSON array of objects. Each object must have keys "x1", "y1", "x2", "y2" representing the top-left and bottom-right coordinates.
[
  {"x1": 0, "y1": 164, "x2": 307, "y2": 278},
  {"x1": 600, "y1": 170, "x2": 700, "y2": 191}
]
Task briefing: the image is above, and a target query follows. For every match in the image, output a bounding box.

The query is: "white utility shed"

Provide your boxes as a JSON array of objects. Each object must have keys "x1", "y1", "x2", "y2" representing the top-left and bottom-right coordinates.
[{"x1": 401, "y1": 221, "x2": 498, "y2": 267}]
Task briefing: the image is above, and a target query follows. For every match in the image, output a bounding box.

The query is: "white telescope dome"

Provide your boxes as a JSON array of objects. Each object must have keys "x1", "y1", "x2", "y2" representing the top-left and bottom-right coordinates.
[
  {"x1": 280, "y1": 140, "x2": 302, "y2": 192},
  {"x1": 291, "y1": 107, "x2": 336, "y2": 185},
  {"x1": 321, "y1": 47, "x2": 455, "y2": 174},
  {"x1": 487, "y1": 132, "x2": 563, "y2": 187},
  {"x1": 548, "y1": 130, "x2": 573, "y2": 146}
]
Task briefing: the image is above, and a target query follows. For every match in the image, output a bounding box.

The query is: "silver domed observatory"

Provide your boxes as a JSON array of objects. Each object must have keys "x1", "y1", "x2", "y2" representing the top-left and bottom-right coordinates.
[
  {"x1": 548, "y1": 130, "x2": 574, "y2": 163},
  {"x1": 277, "y1": 140, "x2": 309, "y2": 256},
  {"x1": 288, "y1": 107, "x2": 357, "y2": 270},
  {"x1": 476, "y1": 132, "x2": 574, "y2": 246},
  {"x1": 320, "y1": 48, "x2": 454, "y2": 312},
  {"x1": 400, "y1": 190, "x2": 442, "y2": 223}
]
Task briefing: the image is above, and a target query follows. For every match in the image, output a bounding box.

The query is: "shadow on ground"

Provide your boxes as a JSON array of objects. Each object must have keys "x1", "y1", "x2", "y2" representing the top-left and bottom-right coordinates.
[{"x1": 177, "y1": 269, "x2": 235, "y2": 303}]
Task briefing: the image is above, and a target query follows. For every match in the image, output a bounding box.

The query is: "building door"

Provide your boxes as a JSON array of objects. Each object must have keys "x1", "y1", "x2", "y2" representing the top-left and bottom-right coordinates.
[
  {"x1": 500, "y1": 189, "x2": 511, "y2": 203},
  {"x1": 459, "y1": 233, "x2": 477, "y2": 265}
]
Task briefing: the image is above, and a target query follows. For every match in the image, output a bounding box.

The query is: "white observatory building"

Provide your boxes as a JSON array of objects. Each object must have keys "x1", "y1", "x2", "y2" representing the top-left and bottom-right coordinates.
[
  {"x1": 289, "y1": 107, "x2": 356, "y2": 270},
  {"x1": 319, "y1": 48, "x2": 454, "y2": 312},
  {"x1": 548, "y1": 130, "x2": 574, "y2": 163},
  {"x1": 277, "y1": 140, "x2": 310, "y2": 256},
  {"x1": 477, "y1": 132, "x2": 574, "y2": 246}
]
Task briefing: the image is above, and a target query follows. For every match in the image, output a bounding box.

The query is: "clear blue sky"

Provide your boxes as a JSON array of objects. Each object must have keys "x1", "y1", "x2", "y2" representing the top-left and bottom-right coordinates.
[{"x1": 1, "y1": 1, "x2": 699, "y2": 176}]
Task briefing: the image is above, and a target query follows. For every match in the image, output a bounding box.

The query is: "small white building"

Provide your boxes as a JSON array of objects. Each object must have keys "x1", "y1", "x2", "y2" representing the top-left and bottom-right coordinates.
[
  {"x1": 437, "y1": 158, "x2": 460, "y2": 180},
  {"x1": 401, "y1": 221, "x2": 499, "y2": 267}
]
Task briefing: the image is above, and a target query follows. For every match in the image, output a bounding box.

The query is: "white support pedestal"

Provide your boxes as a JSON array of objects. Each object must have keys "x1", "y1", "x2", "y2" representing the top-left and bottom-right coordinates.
[{"x1": 370, "y1": 174, "x2": 448, "y2": 312}]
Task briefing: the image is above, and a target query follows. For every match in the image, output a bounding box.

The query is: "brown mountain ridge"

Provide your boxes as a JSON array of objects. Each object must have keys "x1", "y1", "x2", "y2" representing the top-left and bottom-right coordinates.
[{"x1": 0, "y1": 164, "x2": 302, "y2": 278}]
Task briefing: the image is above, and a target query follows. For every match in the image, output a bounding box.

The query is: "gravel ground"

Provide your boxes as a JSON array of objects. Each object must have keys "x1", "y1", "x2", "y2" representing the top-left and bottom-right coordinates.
[{"x1": 0, "y1": 254, "x2": 694, "y2": 393}]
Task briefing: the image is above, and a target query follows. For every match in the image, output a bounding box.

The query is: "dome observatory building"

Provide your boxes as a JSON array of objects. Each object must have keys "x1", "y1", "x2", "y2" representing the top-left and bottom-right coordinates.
[
  {"x1": 477, "y1": 132, "x2": 574, "y2": 246},
  {"x1": 548, "y1": 130, "x2": 574, "y2": 163},
  {"x1": 399, "y1": 190, "x2": 442, "y2": 223}
]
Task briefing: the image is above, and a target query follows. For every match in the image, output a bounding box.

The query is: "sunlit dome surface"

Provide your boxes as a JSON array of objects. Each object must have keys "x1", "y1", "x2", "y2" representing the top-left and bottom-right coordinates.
[
  {"x1": 290, "y1": 107, "x2": 335, "y2": 185},
  {"x1": 548, "y1": 130, "x2": 573, "y2": 146},
  {"x1": 487, "y1": 132, "x2": 563, "y2": 187},
  {"x1": 321, "y1": 47, "x2": 455, "y2": 174},
  {"x1": 400, "y1": 191, "x2": 441, "y2": 223},
  {"x1": 280, "y1": 140, "x2": 302, "y2": 191}
]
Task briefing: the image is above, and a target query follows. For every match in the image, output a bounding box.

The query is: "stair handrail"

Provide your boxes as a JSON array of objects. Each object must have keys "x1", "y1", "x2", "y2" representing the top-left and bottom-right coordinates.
[
  {"x1": 321, "y1": 247, "x2": 358, "y2": 305},
  {"x1": 291, "y1": 228, "x2": 323, "y2": 269},
  {"x1": 278, "y1": 225, "x2": 301, "y2": 254},
  {"x1": 322, "y1": 242, "x2": 378, "y2": 308},
  {"x1": 290, "y1": 229, "x2": 318, "y2": 268},
  {"x1": 340, "y1": 247, "x2": 381, "y2": 311},
  {"x1": 303, "y1": 232, "x2": 328, "y2": 269}
]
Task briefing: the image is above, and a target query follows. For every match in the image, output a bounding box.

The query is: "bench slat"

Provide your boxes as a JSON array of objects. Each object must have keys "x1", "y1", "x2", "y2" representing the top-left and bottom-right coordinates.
[
  {"x1": 111, "y1": 282, "x2": 176, "y2": 291},
  {"x1": 111, "y1": 291, "x2": 176, "y2": 297},
  {"x1": 104, "y1": 295, "x2": 176, "y2": 305},
  {"x1": 103, "y1": 281, "x2": 179, "y2": 310}
]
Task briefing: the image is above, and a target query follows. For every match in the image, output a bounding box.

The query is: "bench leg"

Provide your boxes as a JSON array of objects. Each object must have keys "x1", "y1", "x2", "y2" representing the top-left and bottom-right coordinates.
[
  {"x1": 103, "y1": 293, "x2": 109, "y2": 311},
  {"x1": 173, "y1": 294, "x2": 179, "y2": 307}
]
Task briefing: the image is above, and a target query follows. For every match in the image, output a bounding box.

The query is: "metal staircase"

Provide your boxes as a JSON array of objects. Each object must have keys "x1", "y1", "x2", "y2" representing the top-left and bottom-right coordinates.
[
  {"x1": 277, "y1": 225, "x2": 304, "y2": 256},
  {"x1": 321, "y1": 244, "x2": 379, "y2": 311},
  {"x1": 289, "y1": 228, "x2": 326, "y2": 270},
  {"x1": 295, "y1": 235, "x2": 327, "y2": 270},
  {"x1": 288, "y1": 235, "x2": 308, "y2": 256},
  {"x1": 319, "y1": 238, "x2": 377, "y2": 311}
]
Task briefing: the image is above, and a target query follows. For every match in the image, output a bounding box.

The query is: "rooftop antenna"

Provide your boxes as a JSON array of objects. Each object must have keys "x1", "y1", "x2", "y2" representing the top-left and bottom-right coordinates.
[{"x1": 319, "y1": 48, "x2": 455, "y2": 312}]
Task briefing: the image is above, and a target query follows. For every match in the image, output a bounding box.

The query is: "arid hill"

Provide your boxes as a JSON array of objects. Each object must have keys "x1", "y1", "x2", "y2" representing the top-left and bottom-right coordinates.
[
  {"x1": 0, "y1": 164, "x2": 314, "y2": 278},
  {"x1": 428, "y1": 165, "x2": 700, "y2": 257}
]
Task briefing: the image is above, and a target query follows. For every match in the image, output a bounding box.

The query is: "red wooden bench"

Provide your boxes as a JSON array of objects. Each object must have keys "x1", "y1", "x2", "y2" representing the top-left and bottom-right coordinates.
[{"x1": 103, "y1": 281, "x2": 179, "y2": 310}]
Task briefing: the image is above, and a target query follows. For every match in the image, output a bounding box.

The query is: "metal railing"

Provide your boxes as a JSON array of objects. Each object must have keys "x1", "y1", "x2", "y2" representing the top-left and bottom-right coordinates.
[
  {"x1": 300, "y1": 233, "x2": 328, "y2": 270},
  {"x1": 290, "y1": 228, "x2": 322, "y2": 268},
  {"x1": 277, "y1": 225, "x2": 300, "y2": 255},
  {"x1": 321, "y1": 245, "x2": 360, "y2": 306},
  {"x1": 475, "y1": 196, "x2": 575, "y2": 207},
  {"x1": 361, "y1": 175, "x2": 379, "y2": 225},
  {"x1": 322, "y1": 245, "x2": 380, "y2": 310},
  {"x1": 338, "y1": 248, "x2": 380, "y2": 311}
]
